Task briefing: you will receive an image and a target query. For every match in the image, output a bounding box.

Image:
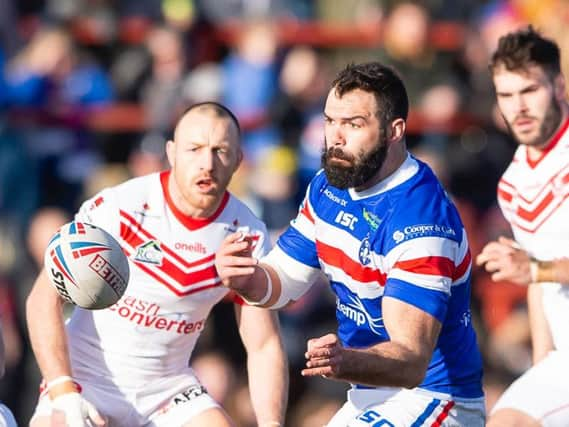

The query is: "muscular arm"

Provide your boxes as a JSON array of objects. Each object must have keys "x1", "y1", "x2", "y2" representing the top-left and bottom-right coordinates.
[
  {"x1": 303, "y1": 296, "x2": 440, "y2": 388},
  {"x1": 26, "y1": 269, "x2": 78, "y2": 397},
  {"x1": 527, "y1": 283, "x2": 554, "y2": 364},
  {"x1": 235, "y1": 304, "x2": 288, "y2": 426}
]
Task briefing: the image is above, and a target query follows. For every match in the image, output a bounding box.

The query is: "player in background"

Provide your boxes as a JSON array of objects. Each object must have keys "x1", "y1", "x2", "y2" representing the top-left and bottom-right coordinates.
[
  {"x1": 477, "y1": 27, "x2": 569, "y2": 426},
  {"x1": 216, "y1": 62, "x2": 485, "y2": 426},
  {"x1": 26, "y1": 102, "x2": 288, "y2": 427},
  {"x1": 0, "y1": 320, "x2": 17, "y2": 427}
]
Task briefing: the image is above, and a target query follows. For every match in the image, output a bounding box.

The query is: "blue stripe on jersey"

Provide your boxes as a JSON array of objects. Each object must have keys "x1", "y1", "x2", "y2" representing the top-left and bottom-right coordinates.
[
  {"x1": 384, "y1": 278, "x2": 449, "y2": 323},
  {"x1": 276, "y1": 226, "x2": 320, "y2": 268},
  {"x1": 410, "y1": 398, "x2": 441, "y2": 427}
]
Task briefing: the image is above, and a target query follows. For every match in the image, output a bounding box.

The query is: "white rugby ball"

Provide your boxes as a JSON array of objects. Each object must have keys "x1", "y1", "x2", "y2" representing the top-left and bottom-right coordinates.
[{"x1": 44, "y1": 221, "x2": 129, "y2": 309}]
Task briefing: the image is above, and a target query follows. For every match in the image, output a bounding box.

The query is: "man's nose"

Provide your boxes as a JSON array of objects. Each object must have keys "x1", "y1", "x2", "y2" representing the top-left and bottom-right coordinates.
[
  {"x1": 198, "y1": 149, "x2": 214, "y2": 170},
  {"x1": 328, "y1": 124, "x2": 346, "y2": 147}
]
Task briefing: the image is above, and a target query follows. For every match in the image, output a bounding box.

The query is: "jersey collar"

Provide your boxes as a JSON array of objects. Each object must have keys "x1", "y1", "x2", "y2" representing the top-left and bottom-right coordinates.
[
  {"x1": 160, "y1": 170, "x2": 229, "y2": 230},
  {"x1": 349, "y1": 153, "x2": 418, "y2": 200}
]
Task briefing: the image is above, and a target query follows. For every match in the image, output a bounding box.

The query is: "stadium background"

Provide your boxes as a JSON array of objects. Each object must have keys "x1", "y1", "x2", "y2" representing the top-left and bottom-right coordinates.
[{"x1": 0, "y1": 0, "x2": 567, "y2": 425}]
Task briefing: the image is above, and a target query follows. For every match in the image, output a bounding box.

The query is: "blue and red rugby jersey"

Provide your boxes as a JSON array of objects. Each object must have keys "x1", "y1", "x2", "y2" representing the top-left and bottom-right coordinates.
[{"x1": 276, "y1": 155, "x2": 483, "y2": 398}]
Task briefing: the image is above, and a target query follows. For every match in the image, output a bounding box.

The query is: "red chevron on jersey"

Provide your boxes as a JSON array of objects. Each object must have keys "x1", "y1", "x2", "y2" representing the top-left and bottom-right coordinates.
[
  {"x1": 498, "y1": 164, "x2": 569, "y2": 233},
  {"x1": 119, "y1": 210, "x2": 219, "y2": 296},
  {"x1": 316, "y1": 239, "x2": 386, "y2": 285}
]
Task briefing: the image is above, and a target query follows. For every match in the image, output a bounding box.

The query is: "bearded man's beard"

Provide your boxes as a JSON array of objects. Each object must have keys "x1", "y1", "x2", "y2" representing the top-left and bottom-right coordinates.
[
  {"x1": 321, "y1": 135, "x2": 388, "y2": 189},
  {"x1": 505, "y1": 96, "x2": 562, "y2": 147}
]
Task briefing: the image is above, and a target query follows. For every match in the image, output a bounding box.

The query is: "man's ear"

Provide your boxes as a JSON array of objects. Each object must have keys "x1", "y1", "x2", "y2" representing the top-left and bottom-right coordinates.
[
  {"x1": 388, "y1": 118, "x2": 406, "y2": 144},
  {"x1": 165, "y1": 140, "x2": 175, "y2": 168}
]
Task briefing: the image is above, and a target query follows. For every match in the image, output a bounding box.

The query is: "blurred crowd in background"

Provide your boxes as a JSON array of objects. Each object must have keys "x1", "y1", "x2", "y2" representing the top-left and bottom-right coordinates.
[{"x1": 0, "y1": 0, "x2": 568, "y2": 425}]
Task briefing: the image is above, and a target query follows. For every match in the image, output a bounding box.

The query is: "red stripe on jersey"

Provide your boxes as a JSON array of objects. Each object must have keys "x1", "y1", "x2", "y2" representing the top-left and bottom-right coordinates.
[
  {"x1": 394, "y1": 256, "x2": 454, "y2": 278},
  {"x1": 430, "y1": 401, "x2": 455, "y2": 427},
  {"x1": 135, "y1": 260, "x2": 221, "y2": 296},
  {"x1": 316, "y1": 240, "x2": 386, "y2": 285},
  {"x1": 120, "y1": 210, "x2": 210, "y2": 269},
  {"x1": 512, "y1": 192, "x2": 569, "y2": 233},
  {"x1": 158, "y1": 257, "x2": 217, "y2": 287},
  {"x1": 497, "y1": 187, "x2": 513, "y2": 203},
  {"x1": 453, "y1": 250, "x2": 471, "y2": 281},
  {"x1": 119, "y1": 213, "x2": 219, "y2": 293},
  {"x1": 300, "y1": 201, "x2": 314, "y2": 223},
  {"x1": 517, "y1": 191, "x2": 554, "y2": 221}
]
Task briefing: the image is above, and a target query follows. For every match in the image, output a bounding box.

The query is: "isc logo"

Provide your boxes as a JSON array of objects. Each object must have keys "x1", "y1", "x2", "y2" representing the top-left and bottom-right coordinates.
[{"x1": 334, "y1": 210, "x2": 358, "y2": 230}]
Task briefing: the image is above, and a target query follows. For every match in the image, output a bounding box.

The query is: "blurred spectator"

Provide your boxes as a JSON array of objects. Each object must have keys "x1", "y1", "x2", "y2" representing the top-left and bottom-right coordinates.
[
  {"x1": 221, "y1": 20, "x2": 281, "y2": 164},
  {"x1": 0, "y1": 121, "x2": 39, "y2": 234},
  {"x1": 140, "y1": 25, "x2": 188, "y2": 135},
  {"x1": 378, "y1": 1, "x2": 460, "y2": 109},
  {"x1": 273, "y1": 45, "x2": 329, "y2": 201},
  {"x1": 249, "y1": 145, "x2": 298, "y2": 239},
  {"x1": 6, "y1": 26, "x2": 114, "y2": 108}
]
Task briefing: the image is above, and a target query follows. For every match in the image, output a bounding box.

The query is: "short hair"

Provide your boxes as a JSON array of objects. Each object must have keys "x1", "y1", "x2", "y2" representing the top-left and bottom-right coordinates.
[
  {"x1": 331, "y1": 62, "x2": 409, "y2": 124},
  {"x1": 181, "y1": 101, "x2": 241, "y2": 135},
  {"x1": 489, "y1": 26, "x2": 561, "y2": 78}
]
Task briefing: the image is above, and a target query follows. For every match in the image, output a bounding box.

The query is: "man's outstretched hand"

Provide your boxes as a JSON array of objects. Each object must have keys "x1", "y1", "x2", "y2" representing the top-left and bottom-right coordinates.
[
  {"x1": 215, "y1": 232, "x2": 258, "y2": 292},
  {"x1": 476, "y1": 236, "x2": 532, "y2": 285}
]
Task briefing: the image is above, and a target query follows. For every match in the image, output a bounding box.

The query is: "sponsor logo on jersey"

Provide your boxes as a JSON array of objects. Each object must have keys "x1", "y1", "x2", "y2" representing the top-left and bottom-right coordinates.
[
  {"x1": 334, "y1": 210, "x2": 358, "y2": 230},
  {"x1": 134, "y1": 240, "x2": 164, "y2": 265},
  {"x1": 392, "y1": 224, "x2": 456, "y2": 244},
  {"x1": 324, "y1": 188, "x2": 348, "y2": 206},
  {"x1": 362, "y1": 208, "x2": 382, "y2": 231},
  {"x1": 174, "y1": 242, "x2": 207, "y2": 254},
  {"x1": 358, "y1": 236, "x2": 372, "y2": 266},
  {"x1": 336, "y1": 295, "x2": 384, "y2": 336},
  {"x1": 153, "y1": 385, "x2": 208, "y2": 418}
]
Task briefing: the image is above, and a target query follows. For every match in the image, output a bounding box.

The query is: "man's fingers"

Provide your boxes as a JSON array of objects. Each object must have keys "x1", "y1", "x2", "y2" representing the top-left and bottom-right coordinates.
[
  {"x1": 219, "y1": 240, "x2": 252, "y2": 257},
  {"x1": 475, "y1": 252, "x2": 490, "y2": 266},
  {"x1": 482, "y1": 260, "x2": 501, "y2": 274},
  {"x1": 498, "y1": 236, "x2": 518, "y2": 248},
  {"x1": 301, "y1": 366, "x2": 333, "y2": 377}
]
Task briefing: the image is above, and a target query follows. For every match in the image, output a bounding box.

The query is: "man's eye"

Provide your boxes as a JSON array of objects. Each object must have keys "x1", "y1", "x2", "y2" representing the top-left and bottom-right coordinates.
[{"x1": 349, "y1": 122, "x2": 361, "y2": 129}]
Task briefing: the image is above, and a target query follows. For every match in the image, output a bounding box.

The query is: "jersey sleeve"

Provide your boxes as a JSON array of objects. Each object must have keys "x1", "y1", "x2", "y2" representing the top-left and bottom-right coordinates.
[
  {"x1": 275, "y1": 181, "x2": 320, "y2": 268},
  {"x1": 75, "y1": 188, "x2": 120, "y2": 238},
  {"x1": 382, "y1": 222, "x2": 471, "y2": 323}
]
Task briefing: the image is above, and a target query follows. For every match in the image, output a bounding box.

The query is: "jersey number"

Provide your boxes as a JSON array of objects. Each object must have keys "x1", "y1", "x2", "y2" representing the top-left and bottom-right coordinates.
[{"x1": 357, "y1": 410, "x2": 395, "y2": 427}]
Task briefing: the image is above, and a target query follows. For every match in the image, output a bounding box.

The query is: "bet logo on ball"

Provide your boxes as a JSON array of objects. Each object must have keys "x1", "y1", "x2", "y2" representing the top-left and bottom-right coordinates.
[{"x1": 44, "y1": 221, "x2": 130, "y2": 309}]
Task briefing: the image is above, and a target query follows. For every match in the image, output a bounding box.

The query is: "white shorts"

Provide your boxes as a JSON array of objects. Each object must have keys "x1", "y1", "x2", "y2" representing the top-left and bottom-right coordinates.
[
  {"x1": 0, "y1": 403, "x2": 17, "y2": 427},
  {"x1": 31, "y1": 369, "x2": 220, "y2": 427},
  {"x1": 326, "y1": 387, "x2": 485, "y2": 427},
  {"x1": 492, "y1": 350, "x2": 569, "y2": 426}
]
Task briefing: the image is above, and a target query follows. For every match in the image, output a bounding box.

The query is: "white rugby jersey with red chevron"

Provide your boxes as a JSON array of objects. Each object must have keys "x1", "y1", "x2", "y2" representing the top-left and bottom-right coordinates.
[
  {"x1": 67, "y1": 171, "x2": 270, "y2": 386},
  {"x1": 276, "y1": 155, "x2": 483, "y2": 398},
  {"x1": 497, "y1": 117, "x2": 569, "y2": 350}
]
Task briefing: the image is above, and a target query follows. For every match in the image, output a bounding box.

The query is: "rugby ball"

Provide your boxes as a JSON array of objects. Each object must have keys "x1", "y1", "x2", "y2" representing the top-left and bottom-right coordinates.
[{"x1": 44, "y1": 221, "x2": 129, "y2": 309}]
